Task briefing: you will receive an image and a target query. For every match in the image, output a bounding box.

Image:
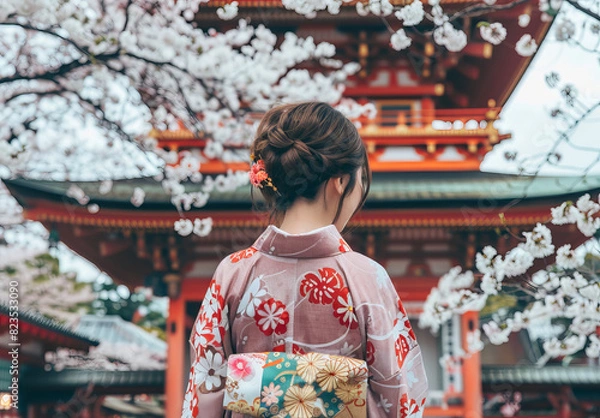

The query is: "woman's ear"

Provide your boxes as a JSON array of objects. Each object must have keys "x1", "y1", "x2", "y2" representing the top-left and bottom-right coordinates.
[{"x1": 332, "y1": 176, "x2": 345, "y2": 195}]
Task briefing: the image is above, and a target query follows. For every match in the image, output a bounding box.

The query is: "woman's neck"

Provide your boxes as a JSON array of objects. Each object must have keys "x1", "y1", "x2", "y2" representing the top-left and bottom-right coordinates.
[{"x1": 278, "y1": 197, "x2": 336, "y2": 234}]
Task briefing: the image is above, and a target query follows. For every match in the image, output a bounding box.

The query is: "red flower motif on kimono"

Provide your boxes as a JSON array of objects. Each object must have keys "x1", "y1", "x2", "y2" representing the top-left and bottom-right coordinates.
[
  {"x1": 394, "y1": 333, "x2": 410, "y2": 368},
  {"x1": 332, "y1": 287, "x2": 358, "y2": 329},
  {"x1": 229, "y1": 247, "x2": 258, "y2": 263},
  {"x1": 203, "y1": 281, "x2": 224, "y2": 319},
  {"x1": 300, "y1": 267, "x2": 343, "y2": 304},
  {"x1": 193, "y1": 316, "x2": 216, "y2": 355},
  {"x1": 273, "y1": 340, "x2": 305, "y2": 354},
  {"x1": 254, "y1": 298, "x2": 290, "y2": 336},
  {"x1": 182, "y1": 370, "x2": 199, "y2": 418},
  {"x1": 397, "y1": 299, "x2": 416, "y2": 340},
  {"x1": 338, "y1": 238, "x2": 351, "y2": 253},
  {"x1": 366, "y1": 341, "x2": 375, "y2": 365},
  {"x1": 399, "y1": 394, "x2": 421, "y2": 417}
]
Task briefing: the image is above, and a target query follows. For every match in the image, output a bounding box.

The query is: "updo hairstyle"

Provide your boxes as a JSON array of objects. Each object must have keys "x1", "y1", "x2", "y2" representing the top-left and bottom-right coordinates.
[{"x1": 250, "y1": 101, "x2": 371, "y2": 224}]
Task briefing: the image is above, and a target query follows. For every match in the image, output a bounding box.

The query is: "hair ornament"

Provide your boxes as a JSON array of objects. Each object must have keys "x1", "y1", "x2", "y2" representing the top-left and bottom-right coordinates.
[{"x1": 249, "y1": 156, "x2": 278, "y2": 192}]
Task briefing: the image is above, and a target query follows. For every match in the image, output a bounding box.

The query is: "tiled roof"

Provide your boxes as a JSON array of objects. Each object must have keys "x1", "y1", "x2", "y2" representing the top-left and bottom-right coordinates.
[
  {"x1": 74, "y1": 315, "x2": 166, "y2": 354},
  {"x1": 6, "y1": 172, "x2": 600, "y2": 208},
  {"x1": 482, "y1": 366, "x2": 600, "y2": 385},
  {"x1": 22, "y1": 369, "x2": 164, "y2": 391},
  {"x1": 0, "y1": 302, "x2": 99, "y2": 346}
]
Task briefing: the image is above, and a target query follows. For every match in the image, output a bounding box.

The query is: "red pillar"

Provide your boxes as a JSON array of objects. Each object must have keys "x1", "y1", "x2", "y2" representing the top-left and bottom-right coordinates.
[
  {"x1": 165, "y1": 294, "x2": 186, "y2": 418},
  {"x1": 462, "y1": 311, "x2": 482, "y2": 418}
]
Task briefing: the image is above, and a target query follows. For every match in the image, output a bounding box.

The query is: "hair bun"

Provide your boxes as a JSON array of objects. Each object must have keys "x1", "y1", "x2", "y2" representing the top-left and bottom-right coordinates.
[
  {"x1": 265, "y1": 125, "x2": 294, "y2": 152},
  {"x1": 250, "y1": 102, "x2": 370, "y2": 222}
]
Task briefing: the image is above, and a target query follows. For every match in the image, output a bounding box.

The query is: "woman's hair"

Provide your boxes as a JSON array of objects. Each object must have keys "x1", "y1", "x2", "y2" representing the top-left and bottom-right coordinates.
[{"x1": 250, "y1": 101, "x2": 371, "y2": 224}]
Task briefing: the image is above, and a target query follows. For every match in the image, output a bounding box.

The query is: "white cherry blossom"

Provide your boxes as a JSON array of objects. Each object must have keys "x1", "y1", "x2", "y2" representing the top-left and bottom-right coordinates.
[
  {"x1": 395, "y1": 1, "x2": 424, "y2": 26},
  {"x1": 193, "y1": 217, "x2": 213, "y2": 237},
  {"x1": 433, "y1": 23, "x2": 467, "y2": 52},
  {"x1": 131, "y1": 187, "x2": 146, "y2": 207},
  {"x1": 518, "y1": 13, "x2": 531, "y2": 27},
  {"x1": 475, "y1": 245, "x2": 503, "y2": 275},
  {"x1": 479, "y1": 22, "x2": 507, "y2": 45},
  {"x1": 390, "y1": 29, "x2": 412, "y2": 51},
  {"x1": 503, "y1": 247, "x2": 534, "y2": 277},
  {"x1": 422, "y1": 194, "x2": 600, "y2": 361},
  {"x1": 515, "y1": 34, "x2": 538, "y2": 57},
  {"x1": 543, "y1": 335, "x2": 586, "y2": 357},
  {"x1": 586, "y1": 335, "x2": 600, "y2": 358},
  {"x1": 217, "y1": 1, "x2": 239, "y2": 20},
  {"x1": 556, "y1": 244, "x2": 585, "y2": 269},
  {"x1": 519, "y1": 223, "x2": 554, "y2": 258},
  {"x1": 482, "y1": 321, "x2": 512, "y2": 345},
  {"x1": 175, "y1": 219, "x2": 194, "y2": 237},
  {"x1": 551, "y1": 201, "x2": 580, "y2": 225}
]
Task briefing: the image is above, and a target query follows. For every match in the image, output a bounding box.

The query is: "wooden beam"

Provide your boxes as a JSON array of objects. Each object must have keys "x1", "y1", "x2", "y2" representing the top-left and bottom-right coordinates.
[
  {"x1": 73, "y1": 226, "x2": 99, "y2": 238},
  {"x1": 462, "y1": 42, "x2": 493, "y2": 59},
  {"x1": 99, "y1": 240, "x2": 131, "y2": 257},
  {"x1": 344, "y1": 84, "x2": 445, "y2": 97}
]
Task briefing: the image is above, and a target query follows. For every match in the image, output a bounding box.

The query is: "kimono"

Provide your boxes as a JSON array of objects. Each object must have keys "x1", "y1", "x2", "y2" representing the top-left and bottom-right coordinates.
[{"x1": 181, "y1": 224, "x2": 428, "y2": 418}]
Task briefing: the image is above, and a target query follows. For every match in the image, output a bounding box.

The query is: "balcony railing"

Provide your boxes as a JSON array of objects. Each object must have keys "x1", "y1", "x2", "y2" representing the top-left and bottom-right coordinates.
[{"x1": 357, "y1": 107, "x2": 501, "y2": 130}]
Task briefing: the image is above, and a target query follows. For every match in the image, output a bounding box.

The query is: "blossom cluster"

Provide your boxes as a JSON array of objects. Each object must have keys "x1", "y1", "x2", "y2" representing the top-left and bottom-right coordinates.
[
  {"x1": 0, "y1": 0, "x2": 373, "y2": 230},
  {"x1": 419, "y1": 193, "x2": 600, "y2": 361},
  {"x1": 0, "y1": 244, "x2": 97, "y2": 326},
  {"x1": 216, "y1": 0, "x2": 550, "y2": 56},
  {"x1": 45, "y1": 341, "x2": 166, "y2": 371}
]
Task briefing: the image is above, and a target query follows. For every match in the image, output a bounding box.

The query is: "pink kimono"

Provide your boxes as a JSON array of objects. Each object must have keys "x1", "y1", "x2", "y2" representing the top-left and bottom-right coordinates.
[{"x1": 181, "y1": 225, "x2": 428, "y2": 418}]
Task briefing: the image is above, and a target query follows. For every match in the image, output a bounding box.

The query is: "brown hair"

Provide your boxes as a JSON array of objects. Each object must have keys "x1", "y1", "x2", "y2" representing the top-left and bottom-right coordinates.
[{"x1": 250, "y1": 101, "x2": 371, "y2": 225}]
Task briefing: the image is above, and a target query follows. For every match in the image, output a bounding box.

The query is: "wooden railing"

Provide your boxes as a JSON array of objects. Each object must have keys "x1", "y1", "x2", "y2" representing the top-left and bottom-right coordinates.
[{"x1": 357, "y1": 107, "x2": 501, "y2": 129}]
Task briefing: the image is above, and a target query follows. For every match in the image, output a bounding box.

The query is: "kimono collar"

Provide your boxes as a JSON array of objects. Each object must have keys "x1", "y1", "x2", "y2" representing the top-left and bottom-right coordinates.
[{"x1": 253, "y1": 225, "x2": 351, "y2": 258}]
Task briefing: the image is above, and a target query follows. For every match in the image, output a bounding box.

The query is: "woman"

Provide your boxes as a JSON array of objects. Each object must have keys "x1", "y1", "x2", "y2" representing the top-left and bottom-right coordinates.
[{"x1": 181, "y1": 102, "x2": 428, "y2": 418}]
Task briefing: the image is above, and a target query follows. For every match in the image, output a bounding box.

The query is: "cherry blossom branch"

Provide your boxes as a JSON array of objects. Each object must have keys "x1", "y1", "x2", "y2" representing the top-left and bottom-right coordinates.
[
  {"x1": 564, "y1": 0, "x2": 600, "y2": 23},
  {"x1": 447, "y1": 0, "x2": 531, "y2": 23},
  {"x1": 0, "y1": 21, "x2": 92, "y2": 58}
]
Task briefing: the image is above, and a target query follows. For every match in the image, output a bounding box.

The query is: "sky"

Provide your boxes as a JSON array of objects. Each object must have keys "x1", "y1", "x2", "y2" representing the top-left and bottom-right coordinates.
[{"x1": 482, "y1": 3, "x2": 600, "y2": 176}]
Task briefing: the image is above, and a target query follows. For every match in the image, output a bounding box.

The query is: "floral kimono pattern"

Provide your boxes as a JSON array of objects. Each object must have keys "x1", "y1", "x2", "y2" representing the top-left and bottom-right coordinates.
[
  {"x1": 223, "y1": 352, "x2": 369, "y2": 418},
  {"x1": 181, "y1": 225, "x2": 428, "y2": 418}
]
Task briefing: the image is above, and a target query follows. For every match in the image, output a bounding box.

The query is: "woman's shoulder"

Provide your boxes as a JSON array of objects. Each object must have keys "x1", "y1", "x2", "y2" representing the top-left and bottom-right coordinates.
[
  {"x1": 339, "y1": 250, "x2": 388, "y2": 274},
  {"x1": 213, "y1": 246, "x2": 261, "y2": 279},
  {"x1": 337, "y1": 251, "x2": 395, "y2": 294}
]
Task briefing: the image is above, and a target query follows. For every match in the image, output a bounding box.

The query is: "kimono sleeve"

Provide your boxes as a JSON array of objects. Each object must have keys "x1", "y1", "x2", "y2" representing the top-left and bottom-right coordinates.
[
  {"x1": 181, "y1": 273, "x2": 232, "y2": 418},
  {"x1": 366, "y1": 265, "x2": 428, "y2": 418}
]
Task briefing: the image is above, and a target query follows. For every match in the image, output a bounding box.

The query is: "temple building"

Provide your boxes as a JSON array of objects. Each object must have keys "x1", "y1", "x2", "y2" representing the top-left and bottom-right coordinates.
[{"x1": 5, "y1": 1, "x2": 600, "y2": 417}]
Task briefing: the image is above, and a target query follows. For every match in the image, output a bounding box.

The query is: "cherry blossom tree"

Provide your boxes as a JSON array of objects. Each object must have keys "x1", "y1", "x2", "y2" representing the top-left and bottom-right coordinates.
[
  {"x1": 0, "y1": 0, "x2": 380, "y2": 236},
  {"x1": 0, "y1": 248, "x2": 97, "y2": 325},
  {"x1": 2, "y1": 0, "x2": 600, "y2": 237},
  {"x1": 419, "y1": 193, "x2": 600, "y2": 363},
  {"x1": 44, "y1": 342, "x2": 166, "y2": 371}
]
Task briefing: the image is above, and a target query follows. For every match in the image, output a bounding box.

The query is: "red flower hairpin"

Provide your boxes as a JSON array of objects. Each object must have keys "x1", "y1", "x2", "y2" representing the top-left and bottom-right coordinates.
[{"x1": 249, "y1": 155, "x2": 277, "y2": 192}]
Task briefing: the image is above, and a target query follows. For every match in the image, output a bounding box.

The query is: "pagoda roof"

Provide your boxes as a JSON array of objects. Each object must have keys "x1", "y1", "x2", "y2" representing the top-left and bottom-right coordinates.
[
  {"x1": 6, "y1": 173, "x2": 598, "y2": 288},
  {"x1": 22, "y1": 369, "x2": 164, "y2": 395},
  {"x1": 6, "y1": 173, "x2": 600, "y2": 210},
  {"x1": 191, "y1": 1, "x2": 551, "y2": 110},
  {"x1": 0, "y1": 302, "x2": 99, "y2": 351}
]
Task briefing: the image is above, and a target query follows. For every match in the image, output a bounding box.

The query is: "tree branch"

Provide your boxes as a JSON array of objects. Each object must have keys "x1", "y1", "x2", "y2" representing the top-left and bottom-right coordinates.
[
  {"x1": 448, "y1": 0, "x2": 531, "y2": 23},
  {"x1": 564, "y1": 0, "x2": 600, "y2": 22},
  {"x1": 0, "y1": 21, "x2": 91, "y2": 58}
]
